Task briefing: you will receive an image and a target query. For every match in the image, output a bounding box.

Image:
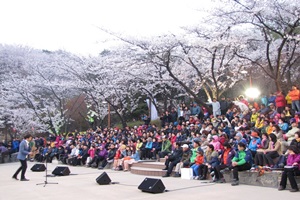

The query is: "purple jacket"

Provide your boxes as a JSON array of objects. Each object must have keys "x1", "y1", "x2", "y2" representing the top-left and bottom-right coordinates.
[
  {"x1": 287, "y1": 154, "x2": 300, "y2": 170},
  {"x1": 97, "y1": 149, "x2": 108, "y2": 159}
]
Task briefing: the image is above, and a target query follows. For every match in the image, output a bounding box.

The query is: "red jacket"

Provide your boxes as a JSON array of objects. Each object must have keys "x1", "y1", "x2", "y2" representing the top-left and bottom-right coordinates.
[{"x1": 275, "y1": 95, "x2": 286, "y2": 107}]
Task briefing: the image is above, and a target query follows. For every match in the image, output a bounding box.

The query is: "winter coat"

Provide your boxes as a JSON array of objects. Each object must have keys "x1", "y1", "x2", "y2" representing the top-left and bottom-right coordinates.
[
  {"x1": 220, "y1": 148, "x2": 235, "y2": 166},
  {"x1": 275, "y1": 95, "x2": 286, "y2": 108},
  {"x1": 232, "y1": 149, "x2": 253, "y2": 166},
  {"x1": 286, "y1": 153, "x2": 300, "y2": 170},
  {"x1": 289, "y1": 89, "x2": 300, "y2": 101}
]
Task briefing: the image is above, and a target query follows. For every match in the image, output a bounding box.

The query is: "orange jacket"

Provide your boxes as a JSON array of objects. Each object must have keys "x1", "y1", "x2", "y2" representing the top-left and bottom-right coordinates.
[
  {"x1": 289, "y1": 89, "x2": 300, "y2": 101},
  {"x1": 194, "y1": 155, "x2": 204, "y2": 165}
]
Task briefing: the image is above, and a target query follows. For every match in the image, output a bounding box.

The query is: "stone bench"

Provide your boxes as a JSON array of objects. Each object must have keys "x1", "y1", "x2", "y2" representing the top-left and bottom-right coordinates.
[
  {"x1": 0, "y1": 152, "x2": 18, "y2": 164},
  {"x1": 223, "y1": 170, "x2": 300, "y2": 189}
]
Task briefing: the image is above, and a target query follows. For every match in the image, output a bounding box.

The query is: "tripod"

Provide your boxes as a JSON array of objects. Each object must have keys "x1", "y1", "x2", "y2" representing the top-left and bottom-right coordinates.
[{"x1": 36, "y1": 154, "x2": 58, "y2": 187}]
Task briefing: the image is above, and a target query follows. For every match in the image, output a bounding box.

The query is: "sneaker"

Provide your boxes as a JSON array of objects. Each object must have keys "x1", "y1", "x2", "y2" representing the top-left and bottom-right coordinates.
[
  {"x1": 290, "y1": 188, "x2": 299, "y2": 192},
  {"x1": 173, "y1": 173, "x2": 181, "y2": 177},
  {"x1": 194, "y1": 176, "x2": 199, "y2": 180},
  {"x1": 231, "y1": 180, "x2": 239, "y2": 186},
  {"x1": 162, "y1": 174, "x2": 170, "y2": 177},
  {"x1": 162, "y1": 167, "x2": 168, "y2": 170},
  {"x1": 216, "y1": 178, "x2": 226, "y2": 183},
  {"x1": 278, "y1": 186, "x2": 285, "y2": 191},
  {"x1": 213, "y1": 178, "x2": 219, "y2": 182}
]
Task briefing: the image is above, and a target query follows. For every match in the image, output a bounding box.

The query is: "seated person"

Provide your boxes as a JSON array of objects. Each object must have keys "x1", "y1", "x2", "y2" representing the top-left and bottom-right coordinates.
[
  {"x1": 190, "y1": 148, "x2": 204, "y2": 179},
  {"x1": 263, "y1": 133, "x2": 282, "y2": 168},
  {"x1": 231, "y1": 142, "x2": 252, "y2": 186},
  {"x1": 112, "y1": 145, "x2": 126, "y2": 170},
  {"x1": 213, "y1": 141, "x2": 235, "y2": 183},
  {"x1": 123, "y1": 146, "x2": 139, "y2": 171},
  {"x1": 86, "y1": 145, "x2": 96, "y2": 166},
  {"x1": 67, "y1": 144, "x2": 79, "y2": 166},
  {"x1": 173, "y1": 144, "x2": 192, "y2": 177},
  {"x1": 158, "y1": 136, "x2": 172, "y2": 158},
  {"x1": 198, "y1": 144, "x2": 219, "y2": 180},
  {"x1": 99, "y1": 143, "x2": 116, "y2": 169},
  {"x1": 254, "y1": 133, "x2": 270, "y2": 167},
  {"x1": 278, "y1": 145, "x2": 300, "y2": 192},
  {"x1": 162, "y1": 142, "x2": 183, "y2": 177},
  {"x1": 290, "y1": 132, "x2": 300, "y2": 151},
  {"x1": 77, "y1": 144, "x2": 89, "y2": 165},
  {"x1": 0, "y1": 143, "x2": 9, "y2": 163}
]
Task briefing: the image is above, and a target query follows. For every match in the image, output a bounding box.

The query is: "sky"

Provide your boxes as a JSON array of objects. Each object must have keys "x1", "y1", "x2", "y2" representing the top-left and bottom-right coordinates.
[{"x1": 0, "y1": 0, "x2": 214, "y2": 56}]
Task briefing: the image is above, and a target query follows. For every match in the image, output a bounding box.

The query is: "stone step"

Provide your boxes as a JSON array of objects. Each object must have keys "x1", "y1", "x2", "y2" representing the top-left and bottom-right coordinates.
[
  {"x1": 130, "y1": 166, "x2": 173, "y2": 177},
  {"x1": 133, "y1": 161, "x2": 165, "y2": 169},
  {"x1": 222, "y1": 170, "x2": 300, "y2": 189}
]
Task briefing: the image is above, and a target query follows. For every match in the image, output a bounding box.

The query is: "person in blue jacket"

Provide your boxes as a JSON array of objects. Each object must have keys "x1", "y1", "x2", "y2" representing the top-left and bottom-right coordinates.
[
  {"x1": 12, "y1": 134, "x2": 33, "y2": 181},
  {"x1": 248, "y1": 131, "x2": 261, "y2": 158}
]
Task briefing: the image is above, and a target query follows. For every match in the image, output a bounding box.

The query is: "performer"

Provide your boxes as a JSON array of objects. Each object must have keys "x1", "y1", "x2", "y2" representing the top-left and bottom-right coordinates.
[{"x1": 12, "y1": 134, "x2": 33, "y2": 181}]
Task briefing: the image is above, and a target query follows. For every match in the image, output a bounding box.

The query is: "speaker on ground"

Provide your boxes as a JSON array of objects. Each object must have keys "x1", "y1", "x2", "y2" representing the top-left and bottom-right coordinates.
[
  {"x1": 31, "y1": 164, "x2": 46, "y2": 172},
  {"x1": 138, "y1": 178, "x2": 165, "y2": 193},
  {"x1": 52, "y1": 166, "x2": 70, "y2": 176},
  {"x1": 96, "y1": 172, "x2": 111, "y2": 185}
]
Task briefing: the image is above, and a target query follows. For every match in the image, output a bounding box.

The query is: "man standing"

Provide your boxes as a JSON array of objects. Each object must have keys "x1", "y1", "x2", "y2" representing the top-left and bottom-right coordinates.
[
  {"x1": 211, "y1": 98, "x2": 221, "y2": 117},
  {"x1": 289, "y1": 85, "x2": 300, "y2": 112},
  {"x1": 220, "y1": 96, "x2": 229, "y2": 115},
  {"x1": 12, "y1": 134, "x2": 33, "y2": 181}
]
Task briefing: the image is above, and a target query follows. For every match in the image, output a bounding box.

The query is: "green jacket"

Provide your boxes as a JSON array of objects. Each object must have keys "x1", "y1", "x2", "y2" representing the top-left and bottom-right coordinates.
[
  {"x1": 232, "y1": 149, "x2": 252, "y2": 166},
  {"x1": 161, "y1": 140, "x2": 171, "y2": 152},
  {"x1": 190, "y1": 148, "x2": 198, "y2": 163}
]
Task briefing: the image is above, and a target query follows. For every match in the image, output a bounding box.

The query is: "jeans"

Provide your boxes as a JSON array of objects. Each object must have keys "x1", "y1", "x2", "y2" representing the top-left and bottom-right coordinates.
[
  {"x1": 292, "y1": 100, "x2": 300, "y2": 112},
  {"x1": 190, "y1": 164, "x2": 200, "y2": 176}
]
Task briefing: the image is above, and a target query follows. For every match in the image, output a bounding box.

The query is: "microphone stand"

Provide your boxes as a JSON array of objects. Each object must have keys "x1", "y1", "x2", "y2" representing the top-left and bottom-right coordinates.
[{"x1": 36, "y1": 153, "x2": 58, "y2": 187}]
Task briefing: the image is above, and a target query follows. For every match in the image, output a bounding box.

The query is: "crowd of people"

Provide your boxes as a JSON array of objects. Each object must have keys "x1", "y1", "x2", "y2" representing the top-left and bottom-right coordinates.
[{"x1": 3, "y1": 86, "x2": 300, "y2": 191}]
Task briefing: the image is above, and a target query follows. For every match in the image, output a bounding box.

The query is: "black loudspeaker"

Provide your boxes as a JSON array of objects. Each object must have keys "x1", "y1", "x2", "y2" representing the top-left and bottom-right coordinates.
[
  {"x1": 96, "y1": 172, "x2": 111, "y2": 185},
  {"x1": 138, "y1": 178, "x2": 165, "y2": 193},
  {"x1": 31, "y1": 164, "x2": 46, "y2": 172},
  {"x1": 52, "y1": 166, "x2": 70, "y2": 176}
]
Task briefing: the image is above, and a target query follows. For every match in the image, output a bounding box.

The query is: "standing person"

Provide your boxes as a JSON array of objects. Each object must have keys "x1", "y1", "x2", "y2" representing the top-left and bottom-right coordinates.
[
  {"x1": 12, "y1": 134, "x2": 33, "y2": 181},
  {"x1": 289, "y1": 85, "x2": 300, "y2": 112},
  {"x1": 211, "y1": 98, "x2": 221, "y2": 118},
  {"x1": 220, "y1": 96, "x2": 229, "y2": 115},
  {"x1": 275, "y1": 91, "x2": 286, "y2": 114},
  {"x1": 231, "y1": 142, "x2": 253, "y2": 186}
]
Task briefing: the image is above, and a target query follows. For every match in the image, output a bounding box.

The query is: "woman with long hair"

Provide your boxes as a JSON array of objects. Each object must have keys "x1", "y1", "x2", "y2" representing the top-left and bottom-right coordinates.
[{"x1": 263, "y1": 133, "x2": 282, "y2": 168}]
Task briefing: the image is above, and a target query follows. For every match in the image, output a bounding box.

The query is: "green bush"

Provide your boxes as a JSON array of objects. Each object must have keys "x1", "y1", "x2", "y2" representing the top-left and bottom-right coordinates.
[{"x1": 114, "y1": 119, "x2": 161, "y2": 129}]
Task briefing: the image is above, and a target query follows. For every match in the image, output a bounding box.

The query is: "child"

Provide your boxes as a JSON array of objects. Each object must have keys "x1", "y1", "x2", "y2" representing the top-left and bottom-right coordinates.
[{"x1": 190, "y1": 148, "x2": 204, "y2": 179}]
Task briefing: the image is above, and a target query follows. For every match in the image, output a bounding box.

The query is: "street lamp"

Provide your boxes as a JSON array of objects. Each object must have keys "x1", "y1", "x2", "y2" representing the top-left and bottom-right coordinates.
[
  {"x1": 245, "y1": 88, "x2": 261, "y2": 99},
  {"x1": 241, "y1": 69, "x2": 260, "y2": 99}
]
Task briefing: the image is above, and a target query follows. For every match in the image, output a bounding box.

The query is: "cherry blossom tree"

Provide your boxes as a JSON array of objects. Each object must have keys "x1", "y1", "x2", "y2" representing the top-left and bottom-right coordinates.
[{"x1": 214, "y1": 0, "x2": 300, "y2": 91}]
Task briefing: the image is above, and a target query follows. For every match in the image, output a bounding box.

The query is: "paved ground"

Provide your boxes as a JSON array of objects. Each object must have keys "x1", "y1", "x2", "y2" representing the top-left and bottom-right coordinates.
[{"x1": 0, "y1": 161, "x2": 298, "y2": 200}]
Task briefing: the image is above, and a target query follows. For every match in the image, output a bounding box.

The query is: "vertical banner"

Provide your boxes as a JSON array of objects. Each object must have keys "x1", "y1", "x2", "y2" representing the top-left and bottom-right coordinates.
[{"x1": 146, "y1": 99, "x2": 159, "y2": 121}]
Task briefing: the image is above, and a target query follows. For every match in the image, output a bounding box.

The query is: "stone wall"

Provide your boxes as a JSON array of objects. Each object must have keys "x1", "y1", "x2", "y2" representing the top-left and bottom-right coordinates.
[{"x1": 223, "y1": 170, "x2": 300, "y2": 189}]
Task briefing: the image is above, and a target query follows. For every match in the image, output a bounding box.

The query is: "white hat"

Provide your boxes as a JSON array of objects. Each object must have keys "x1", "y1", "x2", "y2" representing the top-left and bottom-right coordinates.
[{"x1": 181, "y1": 144, "x2": 189, "y2": 148}]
